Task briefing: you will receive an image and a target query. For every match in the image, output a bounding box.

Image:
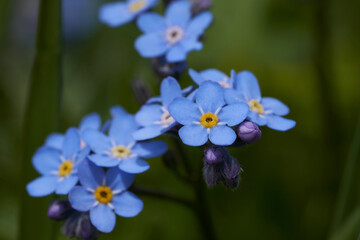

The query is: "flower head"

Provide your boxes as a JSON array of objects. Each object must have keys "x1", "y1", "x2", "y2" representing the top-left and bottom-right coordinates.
[
  {"x1": 69, "y1": 160, "x2": 143, "y2": 233},
  {"x1": 135, "y1": 0, "x2": 213, "y2": 62},
  {"x1": 83, "y1": 113, "x2": 167, "y2": 173},
  {"x1": 225, "y1": 71, "x2": 296, "y2": 131},
  {"x1": 168, "y1": 81, "x2": 249, "y2": 146},
  {"x1": 99, "y1": 0, "x2": 158, "y2": 27},
  {"x1": 27, "y1": 128, "x2": 90, "y2": 197},
  {"x1": 133, "y1": 77, "x2": 192, "y2": 140}
]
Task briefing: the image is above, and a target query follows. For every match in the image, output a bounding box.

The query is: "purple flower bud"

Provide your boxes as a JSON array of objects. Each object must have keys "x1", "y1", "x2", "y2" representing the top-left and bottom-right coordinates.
[
  {"x1": 62, "y1": 212, "x2": 98, "y2": 240},
  {"x1": 203, "y1": 146, "x2": 228, "y2": 165},
  {"x1": 237, "y1": 121, "x2": 262, "y2": 144},
  {"x1": 47, "y1": 199, "x2": 73, "y2": 221},
  {"x1": 222, "y1": 157, "x2": 242, "y2": 190},
  {"x1": 203, "y1": 163, "x2": 223, "y2": 187},
  {"x1": 190, "y1": 0, "x2": 212, "y2": 15},
  {"x1": 151, "y1": 57, "x2": 188, "y2": 80}
]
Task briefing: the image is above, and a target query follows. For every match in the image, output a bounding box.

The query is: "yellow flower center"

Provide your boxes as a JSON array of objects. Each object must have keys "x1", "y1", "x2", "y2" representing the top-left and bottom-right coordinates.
[
  {"x1": 58, "y1": 161, "x2": 73, "y2": 177},
  {"x1": 200, "y1": 113, "x2": 218, "y2": 128},
  {"x1": 129, "y1": 0, "x2": 146, "y2": 12},
  {"x1": 94, "y1": 186, "x2": 113, "y2": 204},
  {"x1": 249, "y1": 99, "x2": 264, "y2": 114},
  {"x1": 111, "y1": 145, "x2": 131, "y2": 159}
]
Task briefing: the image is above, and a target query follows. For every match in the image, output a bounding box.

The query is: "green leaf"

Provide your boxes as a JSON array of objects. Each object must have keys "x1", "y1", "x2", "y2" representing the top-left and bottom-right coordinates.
[{"x1": 18, "y1": 0, "x2": 62, "y2": 239}]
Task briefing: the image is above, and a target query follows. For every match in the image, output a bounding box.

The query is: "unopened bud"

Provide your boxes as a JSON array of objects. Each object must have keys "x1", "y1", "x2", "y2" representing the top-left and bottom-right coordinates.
[
  {"x1": 237, "y1": 121, "x2": 262, "y2": 144},
  {"x1": 203, "y1": 146, "x2": 227, "y2": 165},
  {"x1": 151, "y1": 57, "x2": 188, "y2": 80},
  {"x1": 62, "y1": 212, "x2": 98, "y2": 240},
  {"x1": 222, "y1": 157, "x2": 242, "y2": 190},
  {"x1": 190, "y1": 0, "x2": 212, "y2": 15},
  {"x1": 203, "y1": 163, "x2": 222, "y2": 187},
  {"x1": 47, "y1": 199, "x2": 73, "y2": 221}
]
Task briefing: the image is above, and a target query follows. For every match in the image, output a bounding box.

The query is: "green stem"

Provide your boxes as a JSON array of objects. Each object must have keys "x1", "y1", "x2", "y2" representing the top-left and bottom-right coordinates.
[
  {"x1": 18, "y1": 0, "x2": 62, "y2": 239},
  {"x1": 329, "y1": 116, "x2": 360, "y2": 236},
  {"x1": 330, "y1": 206, "x2": 360, "y2": 240}
]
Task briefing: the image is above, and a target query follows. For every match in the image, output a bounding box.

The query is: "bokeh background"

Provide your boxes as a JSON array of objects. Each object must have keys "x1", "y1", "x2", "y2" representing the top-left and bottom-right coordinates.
[{"x1": 0, "y1": 0, "x2": 359, "y2": 239}]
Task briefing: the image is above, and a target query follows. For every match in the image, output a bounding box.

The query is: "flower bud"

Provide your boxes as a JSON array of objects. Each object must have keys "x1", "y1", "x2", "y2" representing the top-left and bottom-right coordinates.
[
  {"x1": 47, "y1": 199, "x2": 73, "y2": 221},
  {"x1": 203, "y1": 163, "x2": 222, "y2": 187},
  {"x1": 190, "y1": 0, "x2": 212, "y2": 15},
  {"x1": 151, "y1": 57, "x2": 188, "y2": 80},
  {"x1": 222, "y1": 157, "x2": 242, "y2": 190},
  {"x1": 62, "y1": 212, "x2": 98, "y2": 240},
  {"x1": 203, "y1": 146, "x2": 227, "y2": 165},
  {"x1": 237, "y1": 121, "x2": 262, "y2": 144}
]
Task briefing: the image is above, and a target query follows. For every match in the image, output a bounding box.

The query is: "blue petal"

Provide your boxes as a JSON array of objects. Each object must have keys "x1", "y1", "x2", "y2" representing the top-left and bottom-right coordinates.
[
  {"x1": 166, "y1": 44, "x2": 187, "y2": 63},
  {"x1": 32, "y1": 147, "x2": 61, "y2": 175},
  {"x1": 75, "y1": 146, "x2": 91, "y2": 164},
  {"x1": 101, "y1": 119, "x2": 112, "y2": 133},
  {"x1": 261, "y1": 97, "x2": 290, "y2": 116},
  {"x1": 168, "y1": 97, "x2": 201, "y2": 125},
  {"x1": 132, "y1": 125, "x2": 164, "y2": 141},
  {"x1": 209, "y1": 125, "x2": 237, "y2": 146},
  {"x1": 132, "y1": 140, "x2": 167, "y2": 158},
  {"x1": 217, "y1": 103, "x2": 249, "y2": 126},
  {"x1": 113, "y1": 191, "x2": 143, "y2": 217},
  {"x1": 165, "y1": 1, "x2": 191, "y2": 27},
  {"x1": 236, "y1": 71, "x2": 261, "y2": 101},
  {"x1": 186, "y1": 11, "x2": 213, "y2": 37},
  {"x1": 99, "y1": 2, "x2": 134, "y2": 27},
  {"x1": 137, "y1": 13, "x2": 166, "y2": 33},
  {"x1": 79, "y1": 113, "x2": 101, "y2": 132},
  {"x1": 105, "y1": 167, "x2": 135, "y2": 191},
  {"x1": 45, "y1": 133, "x2": 64, "y2": 149},
  {"x1": 90, "y1": 204, "x2": 116, "y2": 233},
  {"x1": 247, "y1": 111, "x2": 267, "y2": 126},
  {"x1": 189, "y1": 68, "x2": 205, "y2": 85},
  {"x1": 110, "y1": 105, "x2": 128, "y2": 118},
  {"x1": 26, "y1": 175, "x2": 57, "y2": 197},
  {"x1": 82, "y1": 129, "x2": 112, "y2": 154},
  {"x1": 146, "y1": 96, "x2": 162, "y2": 104},
  {"x1": 118, "y1": 157, "x2": 150, "y2": 174},
  {"x1": 69, "y1": 186, "x2": 95, "y2": 212},
  {"x1": 178, "y1": 125, "x2": 208, "y2": 146},
  {"x1": 135, "y1": 33, "x2": 168, "y2": 58},
  {"x1": 229, "y1": 69, "x2": 237, "y2": 87},
  {"x1": 200, "y1": 68, "x2": 228, "y2": 83},
  {"x1": 88, "y1": 154, "x2": 120, "y2": 168},
  {"x1": 135, "y1": 104, "x2": 162, "y2": 127},
  {"x1": 265, "y1": 115, "x2": 296, "y2": 131},
  {"x1": 161, "y1": 77, "x2": 182, "y2": 108},
  {"x1": 77, "y1": 160, "x2": 105, "y2": 190},
  {"x1": 109, "y1": 115, "x2": 139, "y2": 146},
  {"x1": 62, "y1": 127, "x2": 81, "y2": 159},
  {"x1": 196, "y1": 81, "x2": 225, "y2": 113},
  {"x1": 224, "y1": 89, "x2": 246, "y2": 105},
  {"x1": 55, "y1": 175, "x2": 78, "y2": 195},
  {"x1": 179, "y1": 37, "x2": 202, "y2": 52}
]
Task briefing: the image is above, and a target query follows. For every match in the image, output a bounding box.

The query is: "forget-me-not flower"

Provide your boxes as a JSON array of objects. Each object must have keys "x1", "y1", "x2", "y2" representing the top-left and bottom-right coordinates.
[
  {"x1": 169, "y1": 81, "x2": 249, "y2": 146},
  {"x1": 45, "y1": 113, "x2": 101, "y2": 150},
  {"x1": 83, "y1": 113, "x2": 167, "y2": 173},
  {"x1": 135, "y1": 0, "x2": 213, "y2": 62},
  {"x1": 225, "y1": 71, "x2": 296, "y2": 131},
  {"x1": 69, "y1": 160, "x2": 143, "y2": 233},
  {"x1": 133, "y1": 77, "x2": 186, "y2": 140},
  {"x1": 27, "y1": 128, "x2": 90, "y2": 197},
  {"x1": 189, "y1": 68, "x2": 236, "y2": 89},
  {"x1": 99, "y1": 0, "x2": 158, "y2": 27}
]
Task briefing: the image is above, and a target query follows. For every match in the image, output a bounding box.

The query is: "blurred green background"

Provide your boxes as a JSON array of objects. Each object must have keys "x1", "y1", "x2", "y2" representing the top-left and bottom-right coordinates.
[{"x1": 0, "y1": 0, "x2": 359, "y2": 239}]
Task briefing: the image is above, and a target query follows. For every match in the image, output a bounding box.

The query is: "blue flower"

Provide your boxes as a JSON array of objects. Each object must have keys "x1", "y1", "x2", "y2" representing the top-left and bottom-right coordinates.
[
  {"x1": 83, "y1": 113, "x2": 167, "y2": 173},
  {"x1": 135, "y1": 0, "x2": 213, "y2": 62},
  {"x1": 189, "y1": 68, "x2": 236, "y2": 89},
  {"x1": 133, "y1": 77, "x2": 191, "y2": 140},
  {"x1": 99, "y1": 0, "x2": 158, "y2": 27},
  {"x1": 69, "y1": 160, "x2": 143, "y2": 233},
  {"x1": 27, "y1": 128, "x2": 90, "y2": 197},
  {"x1": 45, "y1": 113, "x2": 101, "y2": 150},
  {"x1": 168, "y1": 81, "x2": 249, "y2": 146},
  {"x1": 225, "y1": 71, "x2": 296, "y2": 131}
]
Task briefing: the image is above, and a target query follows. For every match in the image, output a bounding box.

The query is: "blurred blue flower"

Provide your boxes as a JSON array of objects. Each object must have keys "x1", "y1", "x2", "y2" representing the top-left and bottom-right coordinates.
[
  {"x1": 169, "y1": 81, "x2": 249, "y2": 146},
  {"x1": 27, "y1": 128, "x2": 90, "y2": 197},
  {"x1": 99, "y1": 0, "x2": 158, "y2": 27},
  {"x1": 45, "y1": 113, "x2": 101, "y2": 150},
  {"x1": 133, "y1": 77, "x2": 186, "y2": 140},
  {"x1": 69, "y1": 160, "x2": 143, "y2": 233},
  {"x1": 135, "y1": 0, "x2": 213, "y2": 62},
  {"x1": 225, "y1": 71, "x2": 296, "y2": 131},
  {"x1": 189, "y1": 68, "x2": 236, "y2": 89},
  {"x1": 83, "y1": 113, "x2": 167, "y2": 173}
]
